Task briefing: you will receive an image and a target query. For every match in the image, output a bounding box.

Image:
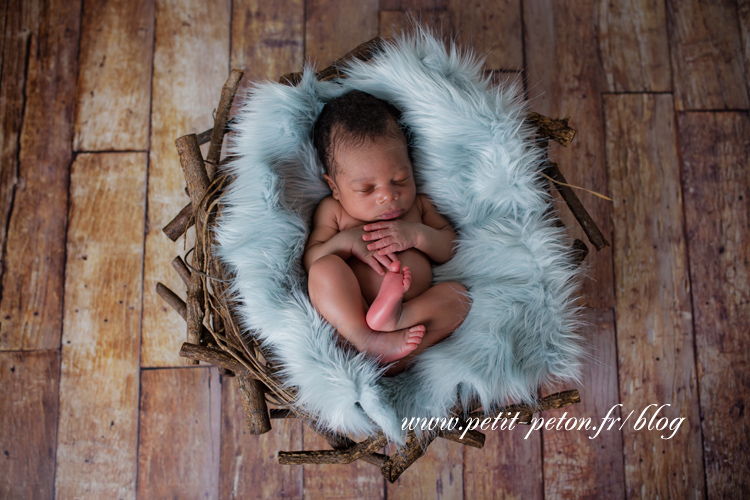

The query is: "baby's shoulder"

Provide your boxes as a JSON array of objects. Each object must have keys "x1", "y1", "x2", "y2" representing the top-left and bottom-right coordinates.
[
  {"x1": 415, "y1": 193, "x2": 437, "y2": 215},
  {"x1": 313, "y1": 195, "x2": 343, "y2": 223}
]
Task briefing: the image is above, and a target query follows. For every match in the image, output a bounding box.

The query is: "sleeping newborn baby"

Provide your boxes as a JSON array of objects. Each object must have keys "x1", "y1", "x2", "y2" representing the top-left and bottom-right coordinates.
[{"x1": 303, "y1": 91, "x2": 471, "y2": 374}]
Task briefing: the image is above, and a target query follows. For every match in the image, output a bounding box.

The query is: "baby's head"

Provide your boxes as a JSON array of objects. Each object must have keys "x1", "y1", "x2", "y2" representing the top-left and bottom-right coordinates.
[{"x1": 313, "y1": 91, "x2": 416, "y2": 222}]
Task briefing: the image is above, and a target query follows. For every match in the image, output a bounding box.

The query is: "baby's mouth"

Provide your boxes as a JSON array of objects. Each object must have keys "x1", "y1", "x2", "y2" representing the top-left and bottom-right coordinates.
[{"x1": 379, "y1": 209, "x2": 403, "y2": 220}]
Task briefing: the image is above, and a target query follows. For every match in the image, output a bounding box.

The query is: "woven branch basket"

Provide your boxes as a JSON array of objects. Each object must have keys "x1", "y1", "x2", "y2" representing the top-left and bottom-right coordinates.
[{"x1": 156, "y1": 38, "x2": 609, "y2": 483}]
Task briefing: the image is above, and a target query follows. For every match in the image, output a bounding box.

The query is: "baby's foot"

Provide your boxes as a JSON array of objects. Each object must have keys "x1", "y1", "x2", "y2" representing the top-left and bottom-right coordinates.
[
  {"x1": 360, "y1": 325, "x2": 425, "y2": 363},
  {"x1": 366, "y1": 261, "x2": 411, "y2": 332}
]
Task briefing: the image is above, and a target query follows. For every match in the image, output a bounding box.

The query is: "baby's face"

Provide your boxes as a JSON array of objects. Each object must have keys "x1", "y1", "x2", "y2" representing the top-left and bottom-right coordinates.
[{"x1": 325, "y1": 133, "x2": 416, "y2": 223}]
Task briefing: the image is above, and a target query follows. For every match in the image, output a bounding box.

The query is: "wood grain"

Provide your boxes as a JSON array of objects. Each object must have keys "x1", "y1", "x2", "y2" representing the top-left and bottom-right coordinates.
[
  {"x1": 605, "y1": 94, "x2": 704, "y2": 498},
  {"x1": 740, "y1": 0, "x2": 750, "y2": 94},
  {"x1": 54, "y1": 153, "x2": 146, "y2": 498},
  {"x1": 667, "y1": 0, "x2": 749, "y2": 110},
  {"x1": 542, "y1": 309, "x2": 625, "y2": 499},
  {"x1": 304, "y1": 0, "x2": 379, "y2": 67},
  {"x1": 141, "y1": 0, "x2": 230, "y2": 367},
  {"x1": 448, "y1": 0, "x2": 522, "y2": 70},
  {"x1": 387, "y1": 438, "x2": 463, "y2": 499},
  {"x1": 74, "y1": 0, "x2": 155, "y2": 151},
  {"x1": 231, "y1": 0, "x2": 303, "y2": 81},
  {"x1": 463, "y1": 423, "x2": 543, "y2": 499},
  {"x1": 679, "y1": 112, "x2": 750, "y2": 497},
  {"x1": 523, "y1": 0, "x2": 614, "y2": 310},
  {"x1": 0, "y1": 0, "x2": 81, "y2": 350},
  {"x1": 382, "y1": 0, "x2": 447, "y2": 9},
  {"x1": 138, "y1": 367, "x2": 221, "y2": 499},
  {"x1": 380, "y1": 9, "x2": 451, "y2": 40},
  {"x1": 302, "y1": 428, "x2": 385, "y2": 499},
  {"x1": 0, "y1": 351, "x2": 59, "y2": 499},
  {"x1": 0, "y1": 0, "x2": 28, "y2": 296},
  {"x1": 596, "y1": 0, "x2": 671, "y2": 92},
  {"x1": 220, "y1": 377, "x2": 304, "y2": 499}
]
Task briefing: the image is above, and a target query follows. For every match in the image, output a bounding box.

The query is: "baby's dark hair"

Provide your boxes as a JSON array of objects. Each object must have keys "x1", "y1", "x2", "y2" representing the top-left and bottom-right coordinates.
[{"x1": 313, "y1": 91, "x2": 406, "y2": 179}]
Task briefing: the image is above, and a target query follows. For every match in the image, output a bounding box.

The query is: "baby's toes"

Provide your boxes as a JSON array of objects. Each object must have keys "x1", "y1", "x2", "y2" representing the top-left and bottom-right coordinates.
[{"x1": 402, "y1": 266, "x2": 412, "y2": 289}]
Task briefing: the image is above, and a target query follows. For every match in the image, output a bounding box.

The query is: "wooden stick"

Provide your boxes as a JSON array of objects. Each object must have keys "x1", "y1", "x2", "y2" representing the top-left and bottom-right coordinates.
[
  {"x1": 438, "y1": 428, "x2": 485, "y2": 449},
  {"x1": 528, "y1": 112, "x2": 576, "y2": 146},
  {"x1": 162, "y1": 203, "x2": 193, "y2": 242},
  {"x1": 471, "y1": 390, "x2": 582, "y2": 422},
  {"x1": 175, "y1": 134, "x2": 210, "y2": 362},
  {"x1": 544, "y1": 161, "x2": 610, "y2": 251},
  {"x1": 571, "y1": 238, "x2": 589, "y2": 267},
  {"x1": 179, "y1": 342, "x2": 247, "y2": 374},
  {"x1": 325, "y1": 433, "x2": 388, "y2": 468},
  {"x1": 381, "y1": 432, "x2": 436, "y2": 483},
  {"x1": 155, "y1": 283, "x2": 216, "y2": 343},
  {"x1": 280, "y1": 37, "x2": 385, "y2": 86},
  {"x1": 277, "y1": 433, "x2": 387, "y2": 465},
  {"x1": 206, "y1": 69, "x2": 243, "y2": 179},
  {"x1": 171, "y1": 256, "x2": 191, "y2": 286},
  {"x1": 237, "y1": 373, "x2": 272, "y2": 435}
]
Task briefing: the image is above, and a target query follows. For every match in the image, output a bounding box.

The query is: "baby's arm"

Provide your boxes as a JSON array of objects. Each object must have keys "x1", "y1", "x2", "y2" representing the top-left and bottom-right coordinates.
[
  {"x1": 304, "y1": 197, "x2": 394, "y2": 275},
  {"x1": 363, "y1": 195, "x2": 457, "y2": 264}
]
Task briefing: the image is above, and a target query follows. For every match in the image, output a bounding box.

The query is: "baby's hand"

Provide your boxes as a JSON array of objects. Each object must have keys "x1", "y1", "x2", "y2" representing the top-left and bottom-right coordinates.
[
  {"x1": 362, "y1": 221, "x2": 421, "y2": 256},
  {"x1": 348, "y1": 227, "x2": 397, "y2": 276}
]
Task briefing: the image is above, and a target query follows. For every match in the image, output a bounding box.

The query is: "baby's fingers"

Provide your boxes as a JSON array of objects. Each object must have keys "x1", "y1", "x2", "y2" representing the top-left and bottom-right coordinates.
[{"x1": 366, "y1": 257, "x2": 385, "y2": 276}]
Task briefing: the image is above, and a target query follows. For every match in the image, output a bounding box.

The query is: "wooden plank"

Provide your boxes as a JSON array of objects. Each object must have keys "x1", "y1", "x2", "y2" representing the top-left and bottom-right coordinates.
[
  {"x1": 141, "y1": 0, "x2": 230, "y2": 367},
  {"x1": 380, "y1": 9, "x2": 451, "y2": 40},
  {"x1": 542, "y1": 309, "x2": 625, "y2": 499},
  {"x1": 0, "y1": 0, "x2": 81, "y2": 350},
  {"x1": 387, "y1": 438, "x2": 462, "y2": 499},
  {"x1": 54, "y1": 152, "x2": 146, "y2": 498},
  {"x1": 604, "y1": 94, "x2": 704, "y2": 498},
  {"x1": 230, "y1": 0, "x2": 303, "y2": 81},
  {"x1": 679, "y1": 112, "x2": 750, "y2": 496},
  {"x1": 138, "y1": 367, "x2": 221, "y2": 499},
  {"x1": 219, "y1": 378, "x2": 304, "y2": 499},
  {"x1": 447, "y1": 0, "x2": 522, "y2": 71},
  {"x1": 596, "y1": 0, "x2": 671, "y2": 92},
  {"x1": 667, "y1": 0, "x2": 749, "y2": 110},
  {"x1": 740, "y1": 0, "x2": 750, "y2": 95},
  {"x1": 464, "y1": 423, "x2": 542, "y2": 499},
  {"x1": 302, "y1": 428, "x2": 384, "y2": 499},
  {"x1": 0, "y1": 350, "x2": 59, "y2": 499},
  {"x1": 523, "y1": 0, "x2": 614, "y2": 310},
  {"x1": 382, "y1": 0, "x2": 447, "y2": 10},
  {"x1": 304, "y1": 0, "x2": 379, "y2": 67},
  {"x1": 73, "y1": 0, "x2": 155, "y2": 151},
  {"x1": 0, "y1": 0, "x2": 28, "y2": 304}
]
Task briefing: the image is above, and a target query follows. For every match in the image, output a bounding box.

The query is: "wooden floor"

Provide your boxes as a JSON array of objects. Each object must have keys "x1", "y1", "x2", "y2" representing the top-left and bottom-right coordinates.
[{"x1": 1, "y1": 0, "x2": 748, "y2": 498}]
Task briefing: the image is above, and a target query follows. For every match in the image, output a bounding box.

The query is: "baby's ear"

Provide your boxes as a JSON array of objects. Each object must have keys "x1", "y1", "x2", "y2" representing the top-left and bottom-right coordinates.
[{"x1": 323, "y1": 174, "x2": 339, "y2": 199}]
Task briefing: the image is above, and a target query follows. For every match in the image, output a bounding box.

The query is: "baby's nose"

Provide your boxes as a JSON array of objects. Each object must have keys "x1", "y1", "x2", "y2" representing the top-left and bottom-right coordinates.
[{"x1": 377, "y1": 188, "x2": 398, "y2": 204}]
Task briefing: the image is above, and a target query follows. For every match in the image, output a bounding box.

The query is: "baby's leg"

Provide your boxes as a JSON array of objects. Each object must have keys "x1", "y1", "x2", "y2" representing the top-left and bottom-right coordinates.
[
  {"x1": 307, "y1": 254, "x2": 425, "y2": 362},
  {"x1": 382, "y1": 282, "x2": 471, "y2": 375},
  {"x1": 365, "y1": 261, "x2": 412, "y2": 332}
]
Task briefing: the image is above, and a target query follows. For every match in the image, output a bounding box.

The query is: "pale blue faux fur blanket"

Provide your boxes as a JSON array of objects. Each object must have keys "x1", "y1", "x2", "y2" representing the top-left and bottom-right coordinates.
[{"x1": 216, "y1": 30, "x2": 583, "y2": 443}]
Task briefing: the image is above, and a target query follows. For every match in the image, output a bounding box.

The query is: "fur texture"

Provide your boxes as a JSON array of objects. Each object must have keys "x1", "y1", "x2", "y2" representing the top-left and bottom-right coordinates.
[{"x1": 216, "y1": 30, "x2": 584, "y2": 444}]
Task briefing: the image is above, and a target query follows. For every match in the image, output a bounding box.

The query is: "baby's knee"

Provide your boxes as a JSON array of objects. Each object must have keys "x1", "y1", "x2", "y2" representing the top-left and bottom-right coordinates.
[{"x1": 448, "y1": 282, "x2": 471, "y2": 313}]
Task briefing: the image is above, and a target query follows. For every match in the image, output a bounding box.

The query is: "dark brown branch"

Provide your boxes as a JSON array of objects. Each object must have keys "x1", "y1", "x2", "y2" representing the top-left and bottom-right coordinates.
[
  {"x1": 175, "y1": 134, "x2": 210, "y2": 361},
  {"x1": 528, "y1": 112, "x2": 576, "y2": 146},
  {"x1": 171, "y1": 256, "x2": 191, "y2": 286},
  {"x1": 381, "y1": 432, "x2": 436, "y2": 483},
  {"x1": 471, "y1": 390, "x2": 582, "y2": 422},
  {"x1": 544, "y1": 161, "x2": 610, "y2": 251},
  {"x1": 277, "y1": 433, "x2": 387, "y2": 465},
  {"x1": 179, "y1": 342, "x2": 247, "y2": 374},
  {"x1": 571, "y1": 239, "x2": 589, "y2": 267},
  {"x1": 162, "y1": 203, "x2": 193, "y2": 242},
  {"x1": 237, "y1": 373, "x2": 272, "y2": 435},
  {"x1": 280, "y1": 37, "x2": 385, "y2": 86},
  {"x1": 325, "y1": 433, "x2": 387, "y2": 468},
  {"x1": 438, "y1": 428, "x2": 485, "y2": 449},
  {"x1": 206, "y1": 69, "x2": 243, "y2": 179}
]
